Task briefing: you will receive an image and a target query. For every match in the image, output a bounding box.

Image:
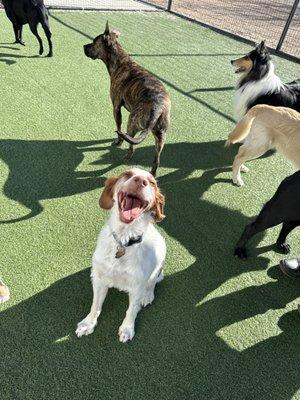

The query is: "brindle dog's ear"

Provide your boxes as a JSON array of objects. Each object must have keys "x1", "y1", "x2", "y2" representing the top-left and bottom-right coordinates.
[
  {"x1": 99, "y1": 176, "x2": 119, "y2": 210},
  {"x1": 103, "y1": 24, "x2": 121, "y2": 46},
  {"x1": 104, "y1": 20, "x2": 110, "y2": 35}
]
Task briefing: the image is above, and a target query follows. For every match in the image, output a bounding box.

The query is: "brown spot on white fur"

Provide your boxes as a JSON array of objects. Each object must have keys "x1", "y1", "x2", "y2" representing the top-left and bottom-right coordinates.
[{"x1": 99, "y1": 176, "x2": 119, "y2": 209}]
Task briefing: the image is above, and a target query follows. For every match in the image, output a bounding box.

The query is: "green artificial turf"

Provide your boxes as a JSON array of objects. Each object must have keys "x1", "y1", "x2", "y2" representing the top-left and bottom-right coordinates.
[{"x1": 0, "y1": 9, "x2": 300, "y2": 400}]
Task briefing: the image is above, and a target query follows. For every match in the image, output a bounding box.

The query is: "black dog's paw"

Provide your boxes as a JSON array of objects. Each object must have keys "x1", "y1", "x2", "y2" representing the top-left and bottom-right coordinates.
[
  {"x1": 14, "y1": 40, "x2": 25, "y2": 46},
  {"x1": 234, "y1": 247, "x2": 247, "y2": 260},
  {"x1": 276, "y1": 242, "x2": 291, "y2": 254}
]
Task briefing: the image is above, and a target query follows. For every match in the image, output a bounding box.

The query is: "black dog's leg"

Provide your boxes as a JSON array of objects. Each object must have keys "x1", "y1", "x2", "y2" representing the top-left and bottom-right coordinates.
[
  {"x1": 29, "y1": 22, "x2": 43, "y2": 55},
  {"x1": 41, "y1": 20, "x2": 53, "y2": 57},
  {"x1": 18, "y1": 25, "x2": 25, "y2": 45},
  {"x1": 276, "y1": 221, "x2": 300, "y2": 254},
  {"x1": 12, "y1": 24, "x2": 25, "y2": 45},
  {"x1": 13, "y1": 23, "x2": 19, "y2": 43},
  {"x1": 234, "y1": 204, "x2": 282, "y2": 260}
]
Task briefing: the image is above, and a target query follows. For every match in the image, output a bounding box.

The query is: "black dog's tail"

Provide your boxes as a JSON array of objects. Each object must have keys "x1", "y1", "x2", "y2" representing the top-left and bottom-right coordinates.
[
  {"x1": 32, "y1": 0, "x2": 48, "y2": 15},
  {"x1": 33, "y1": 0, "x2": 53, "y2": 57},
  {"x1": 117, "y1": 103, "x2": 163, "y2": 145}
]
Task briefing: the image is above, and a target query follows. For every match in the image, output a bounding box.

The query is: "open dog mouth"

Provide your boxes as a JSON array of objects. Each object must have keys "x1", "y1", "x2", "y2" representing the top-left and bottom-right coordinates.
[{"x1": 118, "y1": 192, "x2": 149, "y2": 224}]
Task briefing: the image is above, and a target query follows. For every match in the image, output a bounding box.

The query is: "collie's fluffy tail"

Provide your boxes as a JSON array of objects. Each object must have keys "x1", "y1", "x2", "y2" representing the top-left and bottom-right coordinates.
[{"x1": 225, "y1": 106, "x2": 260, "y2": 147}]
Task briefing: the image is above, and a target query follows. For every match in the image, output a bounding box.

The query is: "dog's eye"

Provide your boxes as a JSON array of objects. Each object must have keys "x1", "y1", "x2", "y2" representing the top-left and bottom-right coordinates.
[
  {"x1": 148, "y1": 179, "x2": 156, "y2": 187},
  {"x1": 123, "y1": 171, "x2": 134, "y2": 180}
]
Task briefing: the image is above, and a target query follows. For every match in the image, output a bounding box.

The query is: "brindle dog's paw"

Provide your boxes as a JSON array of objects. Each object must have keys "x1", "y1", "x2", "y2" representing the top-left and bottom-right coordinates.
[
  {"x1": 276, "y1": 242, "x2": 291, "y2": 254},
  {"x1": 234, "y1": 247, "x2": 247, "y2": 260}
]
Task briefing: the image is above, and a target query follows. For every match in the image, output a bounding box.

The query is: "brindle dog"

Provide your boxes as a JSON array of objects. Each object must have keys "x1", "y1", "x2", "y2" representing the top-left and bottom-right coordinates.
[{"x1": 83, "y1": 22, "x2": 171, "y2": 176}]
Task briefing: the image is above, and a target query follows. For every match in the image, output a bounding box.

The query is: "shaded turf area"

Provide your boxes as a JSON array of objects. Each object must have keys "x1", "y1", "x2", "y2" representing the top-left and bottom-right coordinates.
[{"x1": 0, "y1": 9, "x2": 299, "y2": 400}]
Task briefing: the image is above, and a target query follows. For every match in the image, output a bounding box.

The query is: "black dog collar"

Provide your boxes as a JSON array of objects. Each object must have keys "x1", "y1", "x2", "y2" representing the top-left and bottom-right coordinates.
[{"x1": 112, "y1": 231, "x2": 143, "y2": 258}]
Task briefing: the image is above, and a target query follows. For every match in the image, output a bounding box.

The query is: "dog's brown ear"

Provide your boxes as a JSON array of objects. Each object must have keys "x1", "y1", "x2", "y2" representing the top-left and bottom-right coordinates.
[
  {"x1": 151, "y1": 186, "x2": 165, "y2": 223},
  {"x1": 99, "y1": 176, "x2": 119, "y2": 210}
]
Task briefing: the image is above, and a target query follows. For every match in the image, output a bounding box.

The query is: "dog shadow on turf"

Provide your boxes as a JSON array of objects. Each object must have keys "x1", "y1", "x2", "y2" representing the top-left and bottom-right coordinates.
[
  {"x1": 0, "y1": 138, "x2": 119, "y2": 223},
  {"x1": 0, "y1": 138, "x2": 234, "y2": 223},
  {"x1": 0, "y1": 50, "x2": 41, "y2": 65},
  {"x1": 0, "y1": 138, "x2": 274, "y2": 225}
]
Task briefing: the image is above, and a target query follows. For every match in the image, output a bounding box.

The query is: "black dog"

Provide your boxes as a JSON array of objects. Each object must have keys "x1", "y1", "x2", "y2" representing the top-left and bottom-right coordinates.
[
  {"x1": 2, "y1": 0, "x2": 53, "y2": 57},
  {"x1": 234, "y1": 170, "x2": 300, "y2": 259}
]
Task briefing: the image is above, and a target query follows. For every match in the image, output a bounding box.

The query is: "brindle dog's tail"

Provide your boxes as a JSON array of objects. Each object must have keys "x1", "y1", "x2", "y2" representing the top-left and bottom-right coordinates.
[
  {"x1": 117, "y1": 104, "x2": 162, "y2": 145},
  {"x1": 117, "y1": 129, "x2": 149, "y2": 145}
]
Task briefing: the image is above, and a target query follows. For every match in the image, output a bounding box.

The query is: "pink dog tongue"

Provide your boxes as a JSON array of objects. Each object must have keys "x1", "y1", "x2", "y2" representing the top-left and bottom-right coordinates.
[{"x1": 121, "y1": 197, "x2": 143, "y2": 222}]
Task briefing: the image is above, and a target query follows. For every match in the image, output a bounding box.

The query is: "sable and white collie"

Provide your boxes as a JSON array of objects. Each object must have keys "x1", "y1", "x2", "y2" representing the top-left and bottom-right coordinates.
[
  {"x1": 231, "y1": 41, "x2": 300, "y2": 121},
  {"x1": 76, "y1": 168, "x2": 166, "y2": 343}
]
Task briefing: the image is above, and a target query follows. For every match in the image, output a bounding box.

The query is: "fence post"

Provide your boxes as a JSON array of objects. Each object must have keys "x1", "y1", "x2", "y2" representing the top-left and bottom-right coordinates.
[
  {"x1": 276, "y1": 0, "x2": 299, "y2": 52},
  {"x1": 167, "y1": 0, "x2": 173, "y2": 11}
]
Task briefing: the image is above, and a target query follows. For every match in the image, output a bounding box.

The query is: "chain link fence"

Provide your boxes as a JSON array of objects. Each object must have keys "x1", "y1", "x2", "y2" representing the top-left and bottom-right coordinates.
[
  {"x1": 146, "y1": 0, "x2": 300, "y2": 60},
  {"x1": 45, "y1": 0, "x2": 155, "y2": 10},
  {"x1": 0, "y1": 0, "x2": 298, "y2": 59}
]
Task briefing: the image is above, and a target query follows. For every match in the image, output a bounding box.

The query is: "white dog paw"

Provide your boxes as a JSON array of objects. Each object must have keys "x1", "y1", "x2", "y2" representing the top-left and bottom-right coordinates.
[
  {"x1": 233, "y1": 177, "x2": 244, "y2": 187},
  {"x1": 141, "y1": 291, "x2": 154, "y2": 307},
  {"x1": 0, "y1": 281, "x2": 10, "y2": 303},
  {"x1": 118, "y1": 324, "x2": 135, "y2": 343},
  {"x1": 76, "y1": 318, "x2": 97, "y2": 338},
  {"x1": 240, "y1": 164, "x2": 249, "y2": 173},
  {"x1": 0, "y1": 295, "x2": 9, "y2": 303}
]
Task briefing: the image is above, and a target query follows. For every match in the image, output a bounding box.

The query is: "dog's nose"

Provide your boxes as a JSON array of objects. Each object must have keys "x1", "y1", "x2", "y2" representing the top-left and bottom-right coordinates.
[
  {"x1": 230, "y1": 60, "x2": 234, "y2": 65},
  {"x1": 134, "y1": 176, "x2": 148, "y2": 187}
]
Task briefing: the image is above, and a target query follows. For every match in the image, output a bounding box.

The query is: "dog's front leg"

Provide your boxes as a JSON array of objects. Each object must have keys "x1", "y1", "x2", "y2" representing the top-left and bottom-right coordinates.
[
  {"x1": 118, "y1": 291, "x2": 143, "y2": 343},
  {"x1": 113, "y1": 105, "x2": 123, "y2": 147},
  {"x1": 76, "y1": 273, "x2": 108, "y2": 337},
  {"x1": 18, "y1": 26, "x2": 25, "y2": 45}
]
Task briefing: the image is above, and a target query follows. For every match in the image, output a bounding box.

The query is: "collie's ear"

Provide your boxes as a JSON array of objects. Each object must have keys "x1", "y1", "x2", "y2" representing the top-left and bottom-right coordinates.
[
  {"x1": 257, "y1": 40, "x2": 266, "y2": 52},
  {"x1": 99, "y1": 176, "x2": 119, "y2": 210},
  {"x1": 151, "y1": 187, "x2": 165, "y2": 223}
]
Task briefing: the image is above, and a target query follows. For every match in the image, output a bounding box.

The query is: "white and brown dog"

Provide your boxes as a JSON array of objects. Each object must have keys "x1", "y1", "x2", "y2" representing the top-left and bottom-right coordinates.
[{"x1": 76, "y1": 168, "x2": 165, "y2": 343}]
